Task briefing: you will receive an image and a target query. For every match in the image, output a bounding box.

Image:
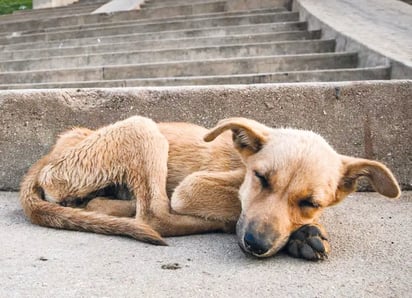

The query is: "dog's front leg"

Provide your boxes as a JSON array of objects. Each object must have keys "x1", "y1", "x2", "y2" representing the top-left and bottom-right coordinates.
[
  {"x1": 285, "y1": 223, "x2": 330, "y2": 261},
  {"x1": 170, "y1": 169, "x2": 245, "y2": 233}
]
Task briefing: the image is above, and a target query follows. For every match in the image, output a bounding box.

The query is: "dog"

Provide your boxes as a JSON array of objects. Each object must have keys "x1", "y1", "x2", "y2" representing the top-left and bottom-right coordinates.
[{"x1": 20, "y1": 116, "x2": 401, "y2": 260}]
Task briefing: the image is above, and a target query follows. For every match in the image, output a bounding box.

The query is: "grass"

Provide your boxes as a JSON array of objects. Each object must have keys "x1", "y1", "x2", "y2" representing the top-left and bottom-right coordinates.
[{"x1": 0, "y1": 0, "x2": 32, "y2": 15}]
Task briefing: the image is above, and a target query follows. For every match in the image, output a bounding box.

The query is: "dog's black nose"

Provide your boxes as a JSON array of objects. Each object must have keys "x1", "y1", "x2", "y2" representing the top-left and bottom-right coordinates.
[{"x1": 243, "y1": 232, "x2": 270, "y2": 256}]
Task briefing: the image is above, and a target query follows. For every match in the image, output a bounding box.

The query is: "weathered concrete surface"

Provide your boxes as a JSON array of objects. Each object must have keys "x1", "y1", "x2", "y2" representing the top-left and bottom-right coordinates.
[
  {"x1": 0, "y1": 30, "x2": 318, "y2": 61},
  {"x1": 294, "y1": 0, "x2": 412, "y2": 79},
  {"x1": 33, "y1": 0, "x2": 78, "y2": 9},
  {"x1": 92, "y1": 0, "x2": 145, "y2": 14},
  {"x1": 0, "y1": 67, "x2": 390, "y2": 90},
  {"x1": 0, "y1": 21, "x2": 307, "y2": 50},
  {"x1": 1, "y1": 191, "x2": 411, "y2": 297},
  {"x1": 0, "y1": 12, "x2": 300, "y2": 45},
  {"x1": 0, "y1": 81, "x2": 410, "y2": 191},
  {"x1": 0, "y1": 1, "x2": 227, "y2": 32},
  {"x1": 0, "y1": 52, "x2": 357, "y2": 84},
  {"x1": 0, "y1": 39, "x2": 335, "y2": 72}
]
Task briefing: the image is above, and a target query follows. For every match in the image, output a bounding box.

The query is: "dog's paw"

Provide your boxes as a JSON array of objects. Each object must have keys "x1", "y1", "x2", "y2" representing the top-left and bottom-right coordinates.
[{"x1": 286, "y1": 224, "x2": 330, "y2": 261}]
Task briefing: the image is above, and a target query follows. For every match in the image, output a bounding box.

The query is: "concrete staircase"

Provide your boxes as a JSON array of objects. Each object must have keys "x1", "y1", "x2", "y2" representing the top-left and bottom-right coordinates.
[{"x1": 0, "y1": 0, "x2": 390, "y2": 89}]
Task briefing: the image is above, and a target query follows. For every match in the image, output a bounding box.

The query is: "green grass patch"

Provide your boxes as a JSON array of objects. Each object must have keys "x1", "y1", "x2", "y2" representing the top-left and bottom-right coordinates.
[{"x1": 0, "y1": 0, "x2": 32, "y2": 15}]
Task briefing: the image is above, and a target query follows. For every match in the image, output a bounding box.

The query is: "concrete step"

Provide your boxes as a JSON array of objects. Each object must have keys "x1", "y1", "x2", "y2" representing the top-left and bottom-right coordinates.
[
  {"x1": 0, "y1": 3, "x2": 102, "y2": 23},
  {"x1": 14, "y1": 0, "x2": 109, "y2": 15},
  {"x1": 121, "y1": 66, "x2": 390, "y2": 86},
  {"x1": 0, "y1": 67, "x2": 389, "y2": 89},
  {"x1": 11, "y1": 2, "x2": 105, "y2": 16},
  {"x1": 0, "y1": 30, "x2": 321, "y2": 61},
  {"x1": 0, "y1": 8, "x2": 286, "y2": 37},
  {"x1": 142, "y1": 0, "x2": 288, "y2": 8},
  {"x1": 0, "y1": 1, "x2": 230, "y2": 32},
  {"x1": 0, "y1": 40, "x2": 335, "y2": 71},
  {"x1": 0, "y1": 1, "x2": 226, "y2": 24},
  {"x1": 39, "y1": 8, "x2": 287, "y2": 34},
  {"x1": 0, "y1": 12, "x2": 300, "y2": 45},
  {"x1": 75, "y1": 0, "x2": 108, "y2": 4},
  {"x1": 0, "y1": 21, "x2": 308, "y2": 49},
  {"x1": 0, "y1": 52, "x2": 358, "y2": 84},
  {"x1": 142, "y1": 0, "x2": 229, "y2": 7}
]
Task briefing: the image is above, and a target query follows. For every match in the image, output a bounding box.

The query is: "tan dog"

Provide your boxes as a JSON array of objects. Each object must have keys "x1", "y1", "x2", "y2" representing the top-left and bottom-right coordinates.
[{"x1": 20, "y1": 116, "x2": 400, "y2": 260}]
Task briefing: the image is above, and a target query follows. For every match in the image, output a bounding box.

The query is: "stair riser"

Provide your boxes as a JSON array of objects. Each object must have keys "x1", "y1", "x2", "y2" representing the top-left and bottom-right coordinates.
[
  {"x1": 0, "y1": 22, "x2": 307, "y2": 47},
  {"x1": 0, "y1": 41, "x2": 335, "y2": 71},
  {"x1": 0, "y1": 31, "x2": 321, "y2": 61},
  {"x1": 142, "y1": 0, "x2": 229, "y2": 8},
  {"x1": 11, "y1": 2, "x2": 103, "y2": 15},
  {"x1": 143, "y1": 0, "x2": 288, "y2": 8},
  {"x1": 0, "y1": 54, "x2": 357, "y2": 84},
  {"x1": 0, "y1": 68, "x2": 390, "y2": 89},
  {"x1": 123, "y1": 68, "x2": 390, "y2": 86},
  {"x1": 0, "y1": 2, "x2": 228, "y2": 32},
  {"x1": 103, "y1": 54, "x2": 357, "y2": 80},
  {"x1": 44, "y1": 8, "x2": 286, "y2": 34},
  {"x1": 0, "y1": 13, "x2": 299, "y2": 45},
  {"x1": 1, "y1": 3, "x2": 100, "y2": 19}
]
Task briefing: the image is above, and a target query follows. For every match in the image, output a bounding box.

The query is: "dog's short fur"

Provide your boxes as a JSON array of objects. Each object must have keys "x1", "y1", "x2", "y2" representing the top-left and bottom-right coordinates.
[{"x1": 20, "y1": 116, "x2": 400, "y2": 260}]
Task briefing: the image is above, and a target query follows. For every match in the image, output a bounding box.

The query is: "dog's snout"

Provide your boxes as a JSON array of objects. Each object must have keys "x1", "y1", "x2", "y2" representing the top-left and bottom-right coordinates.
[{"x1": 243, "y1": 232, "x2": 270, "y2": 256}]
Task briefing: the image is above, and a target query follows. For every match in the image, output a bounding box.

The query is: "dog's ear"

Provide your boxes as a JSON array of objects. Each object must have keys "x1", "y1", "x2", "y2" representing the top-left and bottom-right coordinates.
[
  {"x1": 204, "y1": 118, "x2": 271, "y2": 156},
  {"x1": 335, "y1": 156, "x2": 401, "y2": 203}
]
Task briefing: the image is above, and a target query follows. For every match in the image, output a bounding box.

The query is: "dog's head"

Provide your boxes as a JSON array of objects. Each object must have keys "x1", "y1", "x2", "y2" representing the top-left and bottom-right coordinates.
[{"x1": 205, "y1": 118, "x2": 400, "y2": 258}]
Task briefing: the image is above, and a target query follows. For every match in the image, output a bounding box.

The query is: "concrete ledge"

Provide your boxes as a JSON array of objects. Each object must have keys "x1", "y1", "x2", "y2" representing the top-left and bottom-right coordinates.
[
  {"x1": 0, "y1": 81, "x2": 410, "y2": 191},
  {"x1": 294, "y1": 0, "x2": 412, "y2": 79}
]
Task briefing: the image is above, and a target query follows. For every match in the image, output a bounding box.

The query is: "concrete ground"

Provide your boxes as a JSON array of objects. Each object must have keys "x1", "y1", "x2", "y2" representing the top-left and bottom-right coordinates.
[{"x1": 1, "y1": 191, "x2": 410, "y2": 297}]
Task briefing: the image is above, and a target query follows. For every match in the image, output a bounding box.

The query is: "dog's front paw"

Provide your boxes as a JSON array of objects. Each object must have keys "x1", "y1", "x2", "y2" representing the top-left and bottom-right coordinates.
[{"x1": 286, "y1": 224, "x2": 330, "y2": 261}]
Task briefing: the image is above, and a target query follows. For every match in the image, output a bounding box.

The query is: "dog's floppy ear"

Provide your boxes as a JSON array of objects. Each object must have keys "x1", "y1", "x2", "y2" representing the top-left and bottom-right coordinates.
[
  {"x1": 335, "y1": 156, "x2": 401, "y2": 203},
  {"x1": 204, "y1": 118, "x2": 270, "y2": 156}
]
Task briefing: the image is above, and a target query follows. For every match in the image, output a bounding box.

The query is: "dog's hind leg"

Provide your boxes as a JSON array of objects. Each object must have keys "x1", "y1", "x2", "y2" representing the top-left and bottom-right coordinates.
[
  {"x1": 33, "y1": 117, "x2": 172, "y2": 244},
  {"x1": 113, "y1": 120, "x2": 233, "y2": 236},
  {"x1": 85, "y1": 198, "x2": 136, "y2": 218},
  {"x1": 38, "y1": 116, "x2": 231, "y2": 237}
]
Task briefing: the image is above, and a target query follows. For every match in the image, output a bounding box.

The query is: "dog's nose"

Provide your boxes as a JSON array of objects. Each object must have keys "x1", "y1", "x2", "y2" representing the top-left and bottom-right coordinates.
[{"x1": 243, "y1": 232, "x2": 270, "y2": 256}]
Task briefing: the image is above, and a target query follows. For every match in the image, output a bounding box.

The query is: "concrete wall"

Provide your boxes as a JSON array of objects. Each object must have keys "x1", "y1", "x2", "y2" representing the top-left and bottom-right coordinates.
[{"x1": 0, "y1": 81, "x2": 410, "y2": 191}]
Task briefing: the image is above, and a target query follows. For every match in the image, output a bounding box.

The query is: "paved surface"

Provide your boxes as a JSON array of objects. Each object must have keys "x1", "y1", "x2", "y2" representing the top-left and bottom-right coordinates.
[
  {"x1": 1, "y1": 191, "x2": 411, "y2": 297},
  {"x1": 297, "y1": 0, "x2": 412, "y2": 67}
]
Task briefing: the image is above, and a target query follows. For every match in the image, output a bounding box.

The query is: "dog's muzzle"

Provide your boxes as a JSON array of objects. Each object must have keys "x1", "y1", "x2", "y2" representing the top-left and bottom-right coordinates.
[{"x1": 236, "y1": 215, "x2": 288, "y2": 258}]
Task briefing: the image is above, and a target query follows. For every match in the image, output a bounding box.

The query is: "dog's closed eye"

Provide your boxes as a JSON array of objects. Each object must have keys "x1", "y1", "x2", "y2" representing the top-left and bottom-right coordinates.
[
  {"x1": 254, "y1": 171, "x2": 270, "y2": 188},
  {"x1": 298, "y1": 197, "x2": 320, "y2": 209}
]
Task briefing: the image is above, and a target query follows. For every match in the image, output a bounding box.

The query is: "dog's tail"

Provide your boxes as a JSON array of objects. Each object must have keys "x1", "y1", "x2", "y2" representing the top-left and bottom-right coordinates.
[{"x1": 19, "y1": 157, "x2": 167, "y2": 246}]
